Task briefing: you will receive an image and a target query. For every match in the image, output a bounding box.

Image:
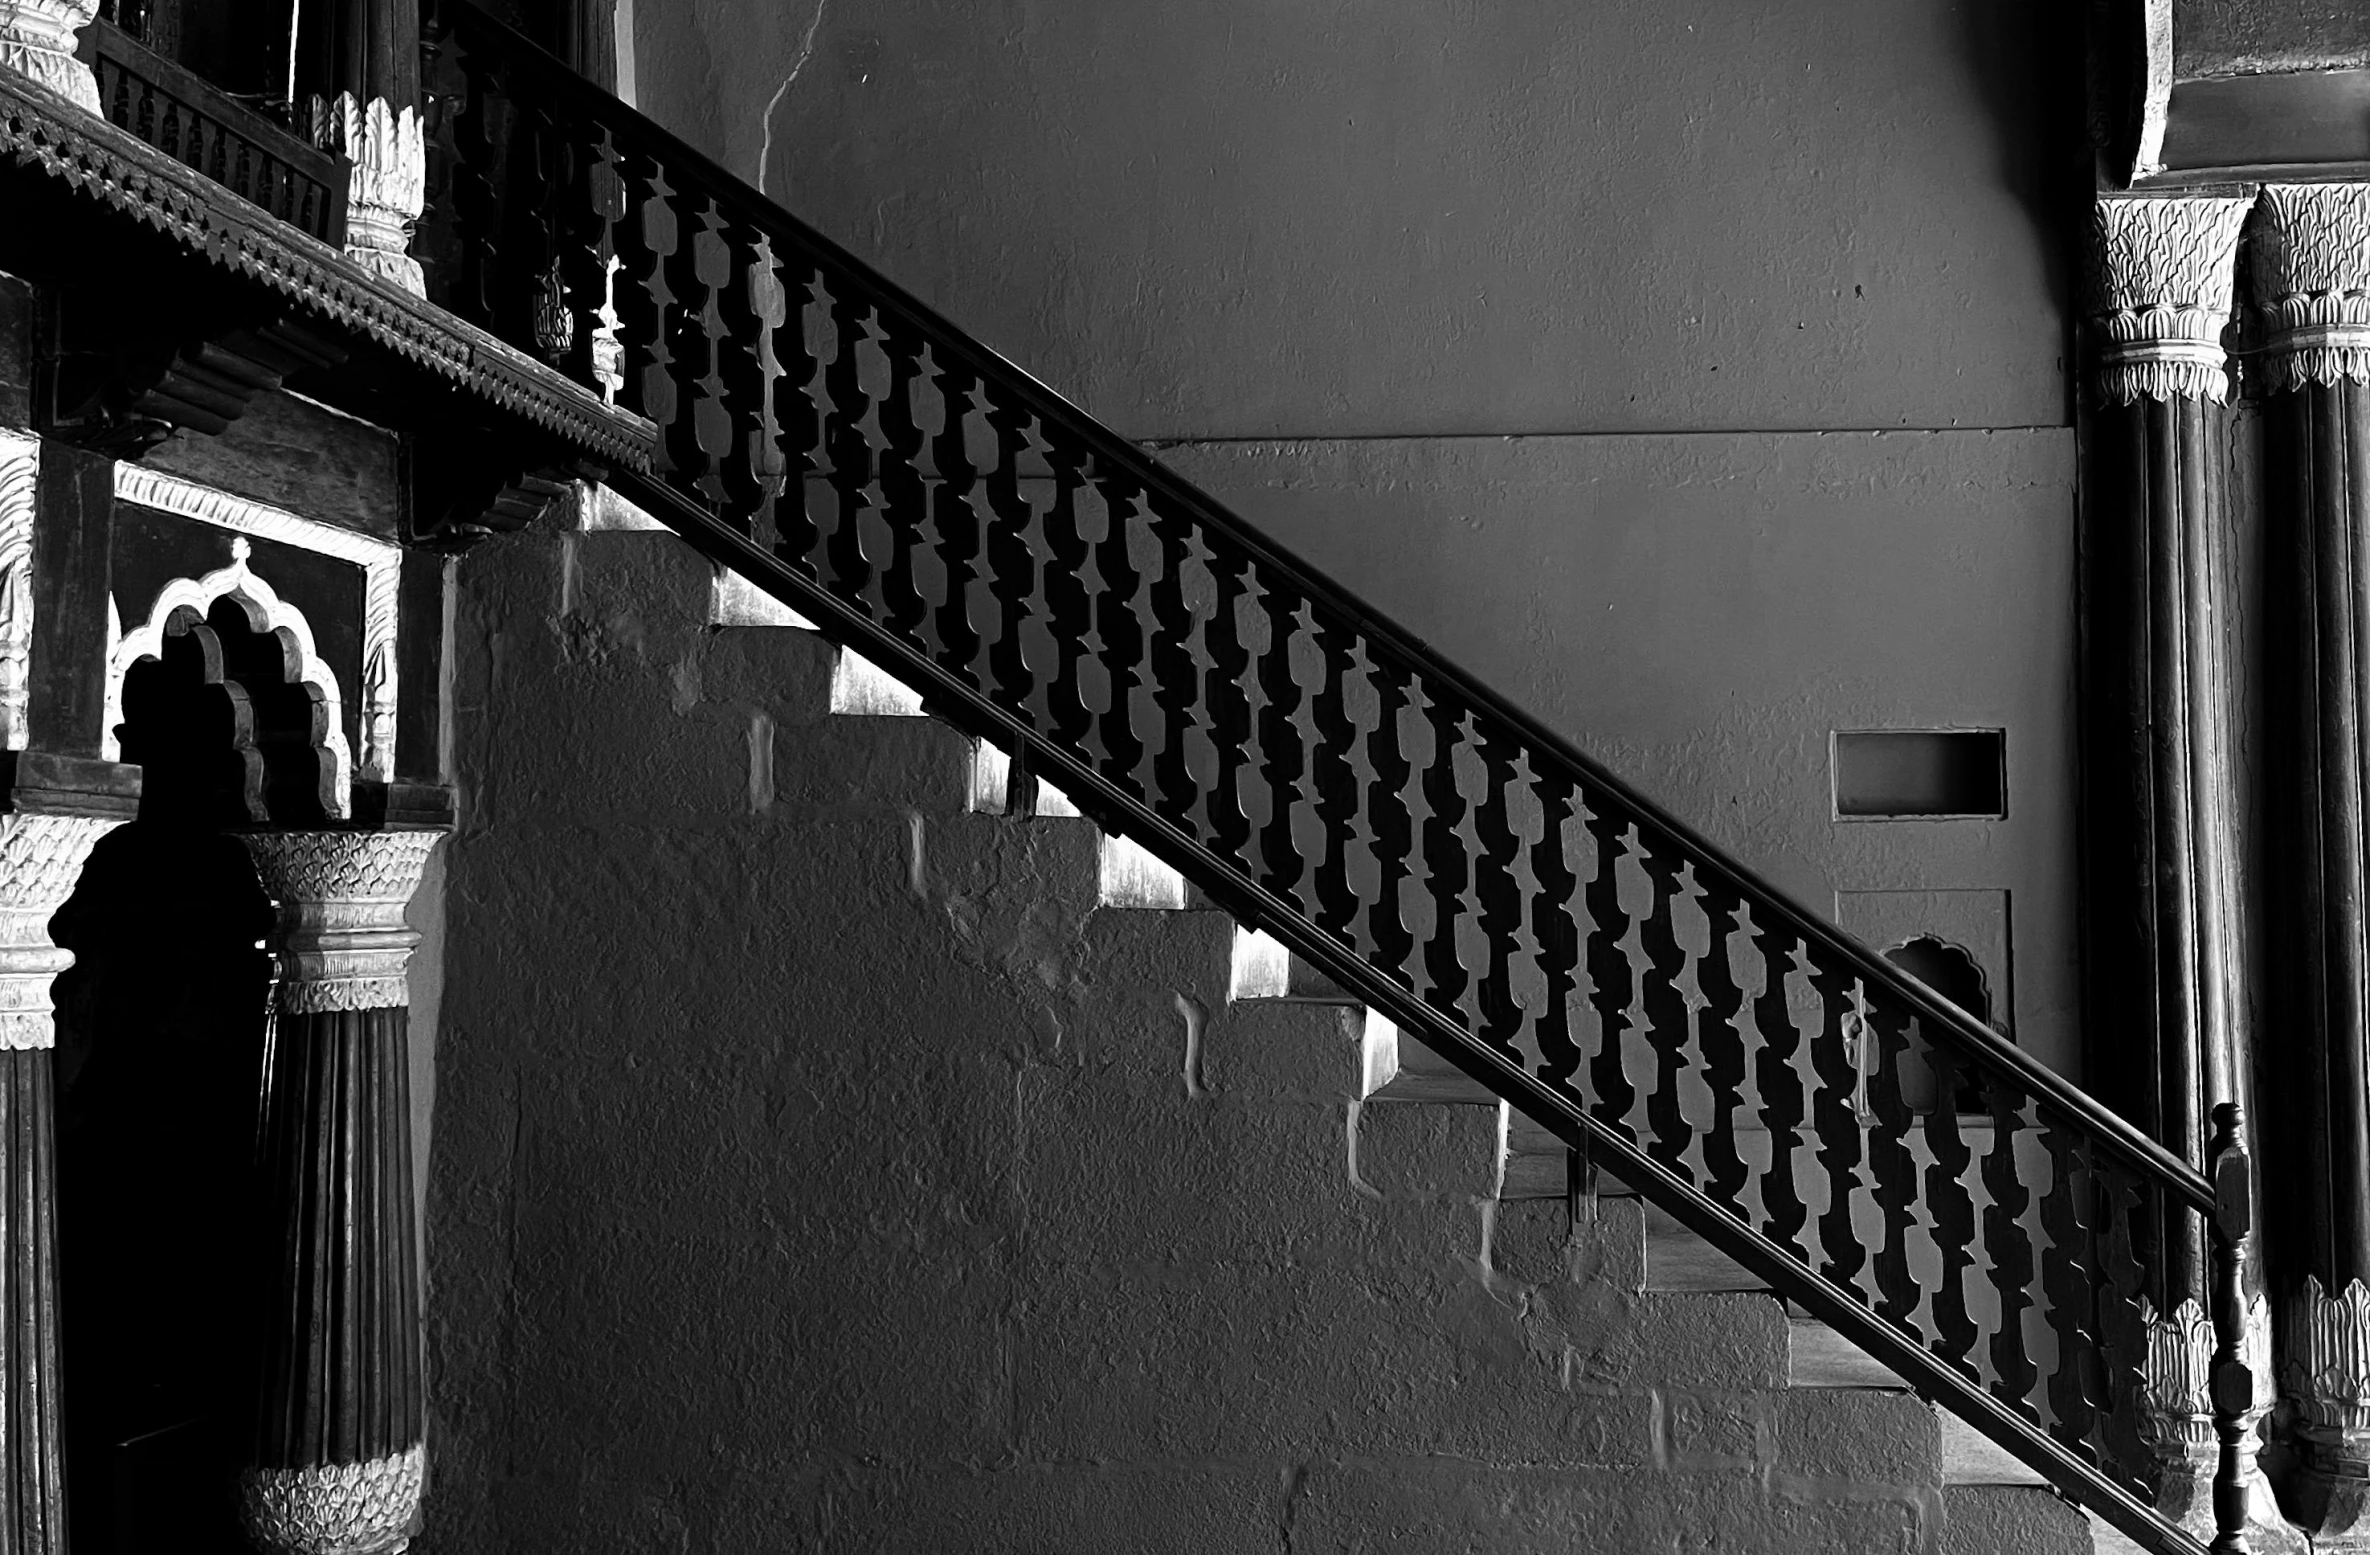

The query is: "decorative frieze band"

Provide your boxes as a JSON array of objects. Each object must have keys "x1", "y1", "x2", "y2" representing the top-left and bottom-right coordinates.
[
  {"x1": 239, "y1": 1442, "x2": 424, "y2": 1555},
  {"x1": 302, "y1": 92, "x2": 425, "y2": 297},
  {"x1": 2253, "y1": 184, "x2": 2370, "y2": 396},
  {"x1": 242, "y1": 830, "x2": 437, "y2": 1015},
  {"x1": 0, "y1": 0, "x2": 98, "y2": 116},
  {"x1": 2086, "y1": 195, "x2": 2252, "y2": 405},
  {"x1": 0, "y1": 813, "x2": 117, "y2": 1051}
]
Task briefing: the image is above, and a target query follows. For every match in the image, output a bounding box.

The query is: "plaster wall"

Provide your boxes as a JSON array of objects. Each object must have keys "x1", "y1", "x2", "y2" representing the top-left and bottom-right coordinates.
[{"x1": 623, "y1": 0, "x2": 2086, "y2": 1071}]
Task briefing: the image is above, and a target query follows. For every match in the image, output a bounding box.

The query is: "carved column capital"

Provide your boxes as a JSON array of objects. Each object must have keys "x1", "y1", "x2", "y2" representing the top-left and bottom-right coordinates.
[
  {"x1": 304, "y1": 94, "x2": 426, "y2": 296},
  {"x1": 241, "y1": 830, "x2": 438, "y2": 1014},
  {"x1": 2134, "y1": 1295, "x2": 2296, "y2": 1547},
  {"x1": 0, "y1": 1, "x2": 98, "y2": 116},
  {"x1": 2253, "y1": 184, "x2": 2370, "y2": 396},
  {"x1": 2283, "y1": 1277, "x2": 2370, "y2": 1436},
  {"x1": 2085, "y1": 194, "x2": 2252, "y2": 405},
  {"x1": 0, "y1": 813, "x2": 116, "y2": 1051}
]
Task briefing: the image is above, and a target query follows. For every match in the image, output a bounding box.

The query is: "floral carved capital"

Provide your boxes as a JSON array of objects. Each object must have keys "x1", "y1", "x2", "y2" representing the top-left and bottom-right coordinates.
[
  {"x1": 2085, "y1": 195, "x2": 2251, "y2": 405},
  {"x1": 2253, "y1": 184, "x2": 2370, "y2": 396},
  {"x1": 243, "y1": 831, "x2": 439, "y2": 1015},
  {"x1": 0, "y1": 1, "x2": 99, "y2": 116}
]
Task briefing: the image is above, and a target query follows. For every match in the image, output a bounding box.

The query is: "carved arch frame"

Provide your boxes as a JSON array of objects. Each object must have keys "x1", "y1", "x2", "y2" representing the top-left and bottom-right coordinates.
[{"x1": 103, "y1": 465, "x2": 402, "y2": 817}]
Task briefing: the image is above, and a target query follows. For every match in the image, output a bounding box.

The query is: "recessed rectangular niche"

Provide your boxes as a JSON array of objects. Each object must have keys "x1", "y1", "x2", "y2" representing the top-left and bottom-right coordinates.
[{"x1": 1832, "y1": 730, "x2": 2005, "y2": 819}]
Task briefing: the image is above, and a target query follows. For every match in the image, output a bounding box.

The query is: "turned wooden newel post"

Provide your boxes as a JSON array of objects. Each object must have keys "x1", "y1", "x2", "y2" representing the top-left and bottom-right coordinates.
[
  {"x1": 237, "y1": 829, "x2": 437, "y2": 1555},
  {"x1": 0, "y1": 1, "x2": 98, "y2": 113},
  {"x1": 0, "y1": 813, "x2": 115, "y2": 1554},
  {"x1": 2083, "y1": 191, "x2": 2289, "y2": 1542},
  {"x1": 2212, "y1": 1103, "x2": 2266, "y2": 1554},
  {"x1": 297, "y1": 0, "x2": 425, "y2": 292},
  {"x1": 2253, "y1": 180, "x2": 2370, "y2": 1548}
]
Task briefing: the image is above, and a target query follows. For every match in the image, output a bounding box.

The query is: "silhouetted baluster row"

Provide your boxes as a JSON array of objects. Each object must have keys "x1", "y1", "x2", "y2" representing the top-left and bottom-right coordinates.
[
  {"x1": 2040, "y1": 1119, "x2": 2104, "y2": 1455},
  {"x1": 1862, "y1": 1000, "x2": 1922, "y2": 1331},
  {"x1": 1695, "y1": 881, "x2": 1750, "y2": 1213}
]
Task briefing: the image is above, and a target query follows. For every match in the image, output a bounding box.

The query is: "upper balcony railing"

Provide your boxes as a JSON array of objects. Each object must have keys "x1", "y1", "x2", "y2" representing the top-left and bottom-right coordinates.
[
  {"x1": 75, "y1": 17, "x2": 349, "y2": 246},
  {"x1": 406, "y1": 7, "x2": 2263, "y2": 1552}
]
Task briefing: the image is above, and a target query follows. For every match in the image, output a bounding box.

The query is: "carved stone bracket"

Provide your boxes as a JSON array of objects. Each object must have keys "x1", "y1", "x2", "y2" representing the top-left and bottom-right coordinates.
[
  {"x1": 0, "y1": 0, "x2": 97, "y2": 116},
  {"x1": 303, "y1": 92, "x2": 425, "y2": 297},
  {"x1": 2254, "y1": 184, "x2": 2370, "y2": 396},
  {"x1": 2278, "y1": 1277, "x2": 2370, "y2": 1544},
  {"x1": 2086, "y1": 195, "x2": 2252, "y2": 405}
]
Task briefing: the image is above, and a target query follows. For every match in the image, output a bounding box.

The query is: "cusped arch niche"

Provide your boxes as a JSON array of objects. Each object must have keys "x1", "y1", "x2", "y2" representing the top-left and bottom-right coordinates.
[
  {"x1": 1883, "y1": 935, "x2": 1997, "y2": 1115},
  {"x1": 105, "y1": 539, "x2": 355, "y2": 821}
]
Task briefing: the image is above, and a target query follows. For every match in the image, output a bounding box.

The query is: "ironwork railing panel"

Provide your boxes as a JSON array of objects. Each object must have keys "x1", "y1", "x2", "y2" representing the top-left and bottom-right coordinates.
[{"x1": 414, "y1": 8, "x2": 2249, "y2": 1551}]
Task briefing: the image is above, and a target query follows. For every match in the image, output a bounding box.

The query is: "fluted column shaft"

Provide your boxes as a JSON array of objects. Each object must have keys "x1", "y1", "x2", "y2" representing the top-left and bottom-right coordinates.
[
  {"x1": 237, "y1": 830, "x2": 437, "y2": 1555},
  {"x1": 2252, "y1": 181, "x2": 2370, "y2": 1549},
  {"x1": 2084, "y1": 192, "x2": 2289, "y2": 1543},
  {"x1": 0, "y1": 813, "x2": 117, "y2": 1555}
]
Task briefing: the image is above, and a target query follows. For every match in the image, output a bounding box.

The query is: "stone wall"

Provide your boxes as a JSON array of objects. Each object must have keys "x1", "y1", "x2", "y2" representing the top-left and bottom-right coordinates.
[{"x1": 418, "y1": 526, "x2": 2023, "y2": 1551}]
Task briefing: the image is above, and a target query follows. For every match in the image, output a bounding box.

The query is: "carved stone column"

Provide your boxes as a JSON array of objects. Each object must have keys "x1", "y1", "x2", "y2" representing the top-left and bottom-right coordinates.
[
  {"x1": 0, "y1": 812, "x2": 116, "y2": 1554},
  {"x1": 0, "y1": 1, "x2": 99, "y2": 114},
  {"x1": 2081, "y1": 191, "x2": 2294, "y2": 1543},
  {"x1": 237, "y1": 829, "x2": 437, "y2": 1555},
  {"x1": 2252, "y1": 180, "x2": 2370, "y2": 1548},
  {"x1": 297, "y1": 0, "x2": 424, "y2": 293}
]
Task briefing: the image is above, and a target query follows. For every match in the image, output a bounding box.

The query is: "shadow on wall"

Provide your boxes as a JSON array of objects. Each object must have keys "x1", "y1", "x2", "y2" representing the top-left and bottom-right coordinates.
[{"x1": 1952, "y1": 0, "x2": 2091, "y2": 395}]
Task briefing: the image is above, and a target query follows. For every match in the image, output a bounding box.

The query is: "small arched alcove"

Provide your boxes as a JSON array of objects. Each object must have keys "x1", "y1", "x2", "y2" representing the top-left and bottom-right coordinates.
[
  {"x1": 49, "y1": 582, "x2": 347, "y2": 1551},
  {"x1": 1883, "y1": 935, "x2": 1998, "y2": 1115}
]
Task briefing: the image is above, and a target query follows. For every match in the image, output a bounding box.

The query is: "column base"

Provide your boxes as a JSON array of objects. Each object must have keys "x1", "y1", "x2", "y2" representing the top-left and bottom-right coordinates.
[
  {"x1": 2270, "y1": 1430, "x2": 2370, "y2": 1549},
  {"x1": 2144, "y1": 1439, "x2": 2309, "y2": 1552},
  {"x1": 237, "y1": 1442, "x2": 423, "y2": 1555}
]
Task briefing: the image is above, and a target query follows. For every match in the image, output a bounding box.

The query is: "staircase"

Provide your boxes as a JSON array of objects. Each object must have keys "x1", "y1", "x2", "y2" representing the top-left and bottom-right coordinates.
[{"x1": 413, "y1": 6, "x2": 2259, "y2": 1551}]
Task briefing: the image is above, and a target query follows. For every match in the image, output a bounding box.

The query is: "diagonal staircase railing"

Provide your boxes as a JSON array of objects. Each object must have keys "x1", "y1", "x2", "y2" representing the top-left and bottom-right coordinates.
[{"x1": 415, "y1": 8, "x2": 2257, "y2": 1549}]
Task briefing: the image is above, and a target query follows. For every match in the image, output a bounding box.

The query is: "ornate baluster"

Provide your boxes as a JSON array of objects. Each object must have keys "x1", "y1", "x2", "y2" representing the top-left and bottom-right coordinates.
[
  {"x1": 2098, "y1": 1159, "x2": 2154, "y2": 1491},
  {"x1": 1637, "y1": 848, "x2": 1692, "y2": 1170},
  {"x1": 1922, "y1": 1035, "x2": 1981, "y2": 1371},
  {"x1": 1040, "y1": 445, "x2": 1095, "y2": 752},
  {"x1": 2040, "y1": 1119, "x2": 2104, "y2": 1455},
  {"x1": 870, "y1": 328, "x2": 929, "y2": 643},
  {"x1": 1695, "y1": 875, "x2": 1750, "y2": 1212},
  {"x1": 1750, "y1": 915, "x2": 1810, "y2": 1262},
  {"x1": 2207, "y1": 1105, "x2": 2266, "y2": 1555},
  {"x1": 1253, "y1": 585, "x2": 1308, "y2": 907},
  {"x1": 1143, "y1": 499, "x2": 1202, "y2": 831},
  {"x1": 1469, "y1": 729, "x2": 1525, "y2": 1056},
  {"x1": 819, "y1": 291, "x2": 879, "y2": 609},
  {"x1": 1863, "y1": 996, "x2": 1923, "y2": 1332},
  {"x1": 980, "y1": 394, "x2": 1039, "y2": 717},
  {"x1": 662, "y1": 188, "x2": 729, "y2": 505},
  {"x1": 609, "y1": 144, "x2": 677, "y2": 441},
  {"x1": 768, "y1": 253, "x2": 823, "y2": 576},
  {"x1": 1808, "y1": 961, "x2": 1866, "y2": 1290},
  {"x1": 1529, "y1": 772, "x2": 1583, "y2": 1089},
  {"x1": 1360, "y1": 653, "x2": 1415, "y2": 982},
  {"x1": 1413, "y1": 687, "x2": 1471, "y2": 1025},
  {"x1": 1982, "y1": 1074, "x2": 2042, "y2": 1418},
  {"x1": 1581, "y1": 795, "x2": 1636, "y2": 1134},
  {"x1": 1089, "y1": 474, "x2": 1149, "y2": 793},
  {"x1": 929, "y1": 361, "x2": 988, "y2": 686},
  {"x1": 711, "y1": 211, "x2": 778, "y2": 537}
]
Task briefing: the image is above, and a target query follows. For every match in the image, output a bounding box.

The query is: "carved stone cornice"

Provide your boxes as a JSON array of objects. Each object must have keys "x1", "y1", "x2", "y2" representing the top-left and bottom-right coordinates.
[
  {"x1": 242, "y1": 831, "x2": 437, "y2": 1015},
  {"x1": 238, "y1": 1442, "x2": 423, "y2": 1555},
  {"x1": 0, "y1": 66, "x2": 657, "y2": 471},
  {"x1": 2086, "y1": 195, "x2": 2252, "y2": 405},
  {"x1": 0, "y1": 813, "x2": 116, "y2": 1051},
  {"x1": 0, "y1": 1, "x2": 97, "y2": 116},
  {"x1": 2252, "y1": 184, "x2": 2370, "y2": 396},
  {"x1": 303, "y1": 92, "x2": 424, "y2": 296}
]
